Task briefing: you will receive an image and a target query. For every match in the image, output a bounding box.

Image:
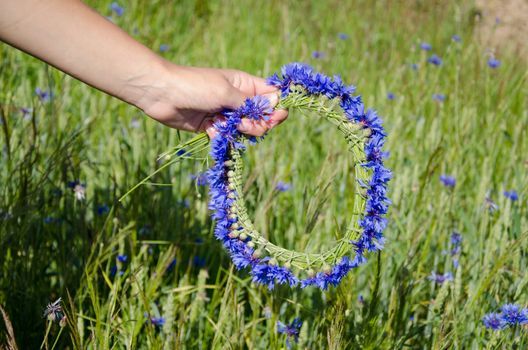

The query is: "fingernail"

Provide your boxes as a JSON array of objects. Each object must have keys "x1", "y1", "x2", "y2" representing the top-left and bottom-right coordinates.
[{"x1": 264, "y1": 92, "x2": 279, "y2": 107}]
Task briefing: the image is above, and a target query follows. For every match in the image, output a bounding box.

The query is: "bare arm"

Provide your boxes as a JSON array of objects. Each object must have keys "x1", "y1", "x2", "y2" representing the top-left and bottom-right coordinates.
[{"x1": 0, "y1": 0, "x2": 287, "y2": 136}]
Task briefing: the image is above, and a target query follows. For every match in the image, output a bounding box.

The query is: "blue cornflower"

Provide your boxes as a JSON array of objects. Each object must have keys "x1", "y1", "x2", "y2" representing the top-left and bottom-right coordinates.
[
  {"x1": 428, "y1": 271, "x2": 453, "y2": 284},
  {"x1": 150, "y1": 317, "x2": 165, "y2": 326},
  {"x1": 20, "y1": 107, "x2": 33, "y2": 118},
  {"x1": 500, "y1": 304, "x2": 528, "y2": 325},
  {"x1": 35, "y1": 88, "x2": 53, "y2": 102},
  {"x1": 110, "y1": 2, "x2": 124, "y2": 16},
  {"x1": 97, "y1": 204, "x2": 110, "y2": 215},
  {"x1": 420, "y1": 42, "x2": 432, "y2": 51},
  {"x1": 110, "y1": 265, "x2": 123, "y2": 276},
  {"x1": 487, "y1": 58, "x2": 500, "y2": 69},
  {"x1": 191, "y1": 172, "x2": 208, "y2": 186},
  {"x1": 452, "y1": 35, "x2": 461, "y2": 42},
  {"x1": 117, "y1": 255, "x2": 128, "y2": 263},
  {"x1": 337, "y1": 33, "x2": 349, "y2": 40},
  {"x1": 432, "y1": 94, "x2": 446, "y2": 102},
  {"x1": 503, "y1": 190, "x2": 518, "y2": 201},
  {"x1": 450, "y1": 231, "x2": 462, "y2": 268},
  {"x1": 277, "y1": 318, "x2": 302, "y2": 349},
  {"x1": 312, "y1": 51, "x2": 325, "y2": 59},
  {"x1": 483, "y1": 313, "x2": 507, "y2": 330},
  {"x1": 439, "y1": 175, "x2": 456, "y2": 188},
  {"x1": 410, "y1": 63, "x2": 419, "y2": 70},
  {"x1": 275, "y1": 181, "x2": 292, "y2": 192},
  {"x1": 193, "y1": 256, "x2": 206, "y2": 268},
  {"x1": 427, "y1": 54, "x2": 443, "y2": 66},
  {"x1": 159, "y1": 44, "x2": 170, "y2": 52},
  {"x1": 387, "y1": 92, "x2": 396, "y2": 100},
  {"x1": 450, "y1": 231, "x2": 462, "y2": 246}
]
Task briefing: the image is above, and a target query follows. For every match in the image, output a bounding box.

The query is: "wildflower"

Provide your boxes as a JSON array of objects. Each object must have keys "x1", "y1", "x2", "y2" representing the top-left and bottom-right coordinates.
[
  {"x1": 503, "y1": 190, "x2": 518, "y2": 201},
  {"x1": 275, "y1": 181, "x2": 292, "y2": 192},
  {"x1": 427, "y1": 54, "x2": 443, "y2": 66},
  {"x1": 110, "y1": 2, "x2": 124, "y2": 16},
  {"x1": 312, "y1": 51, "x2": 325, "y2": 59},
  {"x1": 97, "y1": 204, "x2": 110, "y2": 215},
  {"x1": 483, "y1": 313, "x2": 507, "y2": 330},
  {"x1": 410, "y1": 63, "x2": 419, "y2": 70},
  {"x1": 432, "y1": 94, "x2": 446, "y2": 102},
  {"x1": 150, "y1": 317, "x2": 165, "y2": 326},
  {"x1": 484, "y1": 193, "x2": 499, "y2": 213},
  {"x1": 43, "y1": 298, "x2": 63, "y2": 323},
  {"x1": 450, "y1": 231, "x2": 462, "y2": 268},
  {"x1": 387, "y1": 92, "x2": 396, "y2": 100},
  {"x1": 159, "y1": 44, "x2": 170, "y2": 52},
  {"x1": 277, "y1": 318, "x2": 302, "y2": 348},
  {"x1": 117, "y1": 255, "x2": 128, "y2": 263},
  {"x1": 193, "y1": 256, "x2": 206, "y2": 268},
  {"x1": 487, "y1": 58, "x2": 500, "y2": 69},
  {"x1": 439, "y1": 175, "x2": 456, "y2": 188},
  {"x1": 428, "y1": 271, "x2": 453, "y2": 284},
  {"x1": 73, "y1": 183, "x2": 86, "y2": 201},
  {"x1": 500, "y1": 304, "x2": 528, "y2": 325},
  {"x1": 452, "y1": 35, "x2": 461, "y2": 42},
  {"x1": 20, "y1": 107, "x2": 33, "y2": 118},
  {"x1": 59, "y1": 315, "x2": 67, "y2": 327},
  {"x1": 420, "y1": 42, "x2": 432, "y2": 51},
  {"x1": 35, "y1": 88, "x2": 53, "y2": 102},
  {"x1": 190, "y1": 172, "x2": 208, "y2": 186},
  {"x1": 337, "y1": 33, "x2": 349, "y2": 40}
]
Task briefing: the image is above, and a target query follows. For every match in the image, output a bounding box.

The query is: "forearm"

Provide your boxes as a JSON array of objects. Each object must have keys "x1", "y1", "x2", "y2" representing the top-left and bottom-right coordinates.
[{"x1": 0, "y1": 0, "x2": 165, "y2": 107}]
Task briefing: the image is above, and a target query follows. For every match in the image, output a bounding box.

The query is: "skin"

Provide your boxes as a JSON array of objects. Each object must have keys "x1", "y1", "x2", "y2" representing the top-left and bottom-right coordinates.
[{"x1": 0, "y1": 0, "x2": 288, "y2": 138}]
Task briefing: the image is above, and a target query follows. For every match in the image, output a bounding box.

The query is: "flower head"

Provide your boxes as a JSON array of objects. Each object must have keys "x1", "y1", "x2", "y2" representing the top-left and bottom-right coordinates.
[
  {"x1": 35, "y1": 88, "x2": 53, "y2": 102},
  {"x1": 43, "y1": 298, "x2": 63, "y2": 323},
  {"x1": 483, "y1": 313, "x2": 507, "y2": 330},
  {"x1": 159, "y1": 44, "x2": 170, "y2": 53},
  {"x1": 117, "y1": 255, "x2": 128, "y2": 263},
  {"x1": 277, "y1": 318, "x2": 302, "y2": 348},
  {"x1": 432, "y1": 94, "x2": 446, "y2": 102},
  {"x1": 387, "y1": 92, "x2": 396, "y2": 100},
  {"x1": 439, "y1": 175, "x2": 456, "y2": 188},
  {"x1": 275, "y1": 181, "x2": 292, "y2": 192},
  {"x1": 110, "y1": 2, "x2": 124, "y2": 16},
  {"x1": 503, "y1": 190, "x2": 518, "y2": 201},
  {"x1": 420, "y1": 42, "x2": 432, "y2": 51},
  {"x1": 427, "y1": 54, "x2": 443, "y2": 66},
  {"x1": 73, "y1": 184, "x2": 86, "y2": 201},
  {"x1": 500, "y1": 304, "x2": 528, "y2": 325},
  {"x1": 452, "y1": 35, "x2": 461, "y2": 42},
  {"x1": 487, "y1": 58, "x2": 500, "y2": 69},
  {"x1": 337, "y1": 33, "x2": 349, "y2": 40},
  {"x1": 312, "y1": 51, "x2": 325, "y2": 59},
  {"x1": 428, "y1": 271, "x2": 453, "y2": 284},
  {"x1": 97, "y1": 204, "x2": 110, "y2": 215}
]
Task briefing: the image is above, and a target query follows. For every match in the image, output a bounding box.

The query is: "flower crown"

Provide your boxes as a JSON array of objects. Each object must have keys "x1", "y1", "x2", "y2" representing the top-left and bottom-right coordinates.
[{"x1": 206, "y1": 63, "x2": 391, "y2": 290}]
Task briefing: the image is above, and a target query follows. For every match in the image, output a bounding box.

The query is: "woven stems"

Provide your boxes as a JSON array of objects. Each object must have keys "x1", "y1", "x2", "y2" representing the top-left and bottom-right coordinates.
[{"x1": 227, "y1": 89, "x2": 371, "y2": 272}]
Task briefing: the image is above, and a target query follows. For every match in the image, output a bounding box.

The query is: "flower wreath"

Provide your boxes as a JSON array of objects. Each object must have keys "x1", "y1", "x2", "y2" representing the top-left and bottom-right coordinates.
[{"x1": 207, "y1": 63, "x2": 391, "y2": 290}]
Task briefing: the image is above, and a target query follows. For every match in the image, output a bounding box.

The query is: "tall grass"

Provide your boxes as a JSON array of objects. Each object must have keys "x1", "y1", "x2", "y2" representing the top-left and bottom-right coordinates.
[{"x1": 1, "y1": 0, "x2": 526, "y2": 348}]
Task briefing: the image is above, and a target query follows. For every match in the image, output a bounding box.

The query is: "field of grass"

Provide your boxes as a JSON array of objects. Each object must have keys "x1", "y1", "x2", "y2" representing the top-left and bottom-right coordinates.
[{"x1": 1, "y1": 0, "x2": 527, "y2": 349}]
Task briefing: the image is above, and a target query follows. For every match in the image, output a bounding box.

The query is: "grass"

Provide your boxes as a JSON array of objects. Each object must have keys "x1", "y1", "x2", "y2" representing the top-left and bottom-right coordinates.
[{"x1": 1, "y1": 0, "x2": 527, "y2": 348}]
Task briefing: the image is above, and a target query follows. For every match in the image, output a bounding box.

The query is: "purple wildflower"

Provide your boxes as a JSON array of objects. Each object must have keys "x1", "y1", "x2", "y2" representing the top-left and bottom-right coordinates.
[
  {"x1": 20, "y1": 107, "x2": 33, "y2": 118},
  {"x1": 452, "y1": 35, "x2": 461, "y2": 42},
  {"x1": 337, "y1": 33, "x2": 349, "y2": 40},
  {"x1": 428, "y1": 271, "x2": 453, "y2": 284},
  {"x1": 483, "y1": 313, "x2": 507, "y2": 330},
  {"x1": 110, "y1": 2, "x2": 124, "y2": 16},
  {"x1": 277, "y1": 318, "x2": 302, "y2": 349},
  {"x1": 420, "y1": 42, "x2": 432, "y2": 51},
  {"x1": 427, "y1": 54, "x2": 443, "y2": 66},
  {"x1": 191, "y1": 172, "x2": 208, "y2": 186},
  {"x1": 387, "y1": 92, "x2": 396, "y2": 100},
  {"x1": 439, "y1": 175, "x2": 456, "y2": 188},
  {"x1": 275, "y1": 181, "x2": 292, "y2": 192},
  {"x1": 503, "y1": 190, "x2": 518, "y2": 201},
  {"x1": 312, "y1": 51, "x2": 325, "y2": 59},
  {"x1": 159, "y1": 44, "x2": 170, "y2": 52},
  {"x1": 410, "y1": 63, "x2": 419, "y2": 70},
  {"x1": 432, "y1": 94, "x2": 446, "y2": 102},
  {"x1": 35, "y1": 88, "x2": 52, "y2": 102},
  {"x1": 117, "y1": 255, "x2": 127, "y2": 263},
  {"x1": 487, "y1": 58, "x2": 500, "y2": 69},
  {"x1": 97, "y1": 204, "x2": 110, "y2": 215},
  {"x1": 500, "y1": 304, "x2": 528, "y2": 325}
]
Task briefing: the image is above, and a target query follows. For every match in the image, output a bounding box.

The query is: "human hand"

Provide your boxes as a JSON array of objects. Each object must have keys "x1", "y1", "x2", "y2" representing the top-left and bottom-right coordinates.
[{"x1": 135, "y1": 63, "x2": 289, "y2": 138}]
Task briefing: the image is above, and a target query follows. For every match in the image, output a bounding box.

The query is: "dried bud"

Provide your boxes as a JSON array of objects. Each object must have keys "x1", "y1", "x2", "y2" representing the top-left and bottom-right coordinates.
[{"x1": 59, "y1": 316, "x2": 67, "y2": 327}]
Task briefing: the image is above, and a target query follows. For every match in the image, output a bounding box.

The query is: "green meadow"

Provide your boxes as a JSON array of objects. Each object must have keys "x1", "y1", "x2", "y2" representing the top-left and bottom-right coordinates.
[{"x1": 1, "y1": 0, "x2": 526, "y2": 348}]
